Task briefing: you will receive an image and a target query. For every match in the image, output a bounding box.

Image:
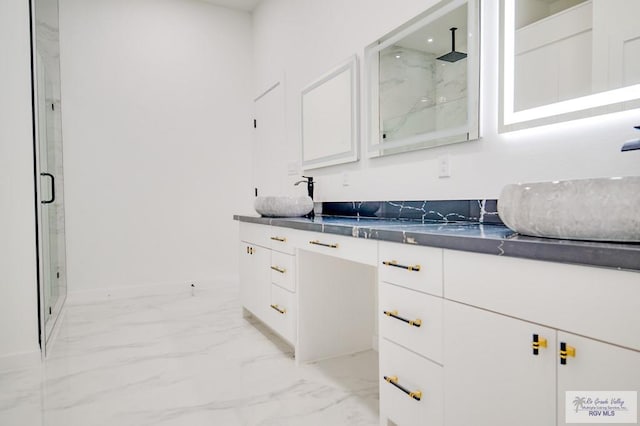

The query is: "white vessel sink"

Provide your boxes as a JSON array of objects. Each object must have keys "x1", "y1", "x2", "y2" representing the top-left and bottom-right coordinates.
[
  {"x1": 498, "y1": 176, "x2": 640, "y2": 242},
  {"x1": 254, "y1": 196, "x2": 313, "y2": 218}
]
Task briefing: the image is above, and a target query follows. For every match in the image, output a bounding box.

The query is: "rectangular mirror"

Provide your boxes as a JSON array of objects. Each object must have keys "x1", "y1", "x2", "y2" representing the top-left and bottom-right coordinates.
[
  {"x1": 301, "y1": 56, "x2": 359, "y2": 170},
  {"x1": 500, "y1": 0, "x2": 640, "y2": 131},
  {"x1": 365, "y1": 0, "x2": 480, "y2": 157}
]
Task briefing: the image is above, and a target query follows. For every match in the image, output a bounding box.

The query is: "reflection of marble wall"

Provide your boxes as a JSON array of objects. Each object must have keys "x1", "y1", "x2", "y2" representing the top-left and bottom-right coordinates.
[
  {"x1": 379, "y1": 45, "x2": 467, "y2": 142},
  {"x1": 379, "y1": 46, "x2": 436, "y2": 140},
  {"x1": 435, "y1": 59, "x2": 467, "y2": 131}
]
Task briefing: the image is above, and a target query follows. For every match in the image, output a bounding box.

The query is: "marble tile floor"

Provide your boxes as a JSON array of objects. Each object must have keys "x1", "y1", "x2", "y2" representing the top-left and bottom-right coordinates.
[{"x1": 0, "y1": 281, "x2": 379, "y2": 426}]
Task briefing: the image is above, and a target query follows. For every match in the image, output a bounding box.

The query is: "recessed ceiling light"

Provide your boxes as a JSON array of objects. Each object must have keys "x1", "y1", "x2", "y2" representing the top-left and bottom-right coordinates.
[{"x1": 427, "y1": 38, "x2": 433, "y2": 43}]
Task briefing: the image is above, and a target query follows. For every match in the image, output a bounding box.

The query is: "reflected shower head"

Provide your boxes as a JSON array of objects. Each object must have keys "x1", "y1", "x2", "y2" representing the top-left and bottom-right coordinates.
[{"x1": 437, "y1": 27, "x2": 467, "y2": 63}]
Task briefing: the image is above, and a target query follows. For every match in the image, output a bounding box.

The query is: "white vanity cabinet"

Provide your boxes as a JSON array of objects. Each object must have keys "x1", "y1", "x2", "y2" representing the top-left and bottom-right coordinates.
[
  {"x1": 298, "y1": 229, "x2": 378, "y2": 266},
  {"x1": 239, "y1": 223, "x2": 298, "y2": 345},
  {"x1": 378, "y1": 241, "x2": 445, "y2": 426},
  {"x1": 556, "y1": 333, "x2": 640, "y2": 426},
  {"x1": 444, "y1": 301, "x2": 640, "y2": 426},
  {"x1": 443, "y1": 250, "x2": 640, "y2": 426},
  {"x1": 239, "y1": 225, "x2": 271, "y2": 320},
  {"x1": 379, "y1": 242, "x2": 443, "y2": 297},
  {"x1": 237, "y1": 219, "x2": 639, "y2": 426},
  {"x1": 444, "y1": 300, "x2": 558, "y2": 426},
  {"x1": 266, "y1": 226, "x2": 297, "y2": 344}
]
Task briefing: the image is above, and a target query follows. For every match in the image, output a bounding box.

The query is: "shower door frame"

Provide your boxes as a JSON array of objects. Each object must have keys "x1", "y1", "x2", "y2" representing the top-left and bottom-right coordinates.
[{"x1": 30, "y1": 0, "x2": 68, "y2": 357}]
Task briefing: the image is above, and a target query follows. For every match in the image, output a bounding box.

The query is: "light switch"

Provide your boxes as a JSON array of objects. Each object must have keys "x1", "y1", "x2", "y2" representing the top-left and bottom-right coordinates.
[
  {"x1": 438, "y1": 156, "x2": 451, "y2": 178},
  {"x1": 342, "y1": 172, "x2": 350, "y2": 187}
]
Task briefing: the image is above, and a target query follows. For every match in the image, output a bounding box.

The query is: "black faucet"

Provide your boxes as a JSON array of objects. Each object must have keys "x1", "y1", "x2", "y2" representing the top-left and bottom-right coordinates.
[
  {"x1": 294, "y1": 176, "x2": 314, "y2": 218},
  {"x1": 294, "y1": 176, "x2": 314, "y2": 200}
]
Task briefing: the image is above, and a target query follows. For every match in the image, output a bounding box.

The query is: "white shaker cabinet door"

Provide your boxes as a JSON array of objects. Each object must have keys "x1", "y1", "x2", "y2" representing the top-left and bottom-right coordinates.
[
  {"x1": 443, "y1": 300, "x2": 556, "y2": 426},
  {"x1": 556, "y1": 332, "x2": 640, "y2": 426},
  {"x1": 239, "y1": 242, "x2": 270, "y2": 320}
]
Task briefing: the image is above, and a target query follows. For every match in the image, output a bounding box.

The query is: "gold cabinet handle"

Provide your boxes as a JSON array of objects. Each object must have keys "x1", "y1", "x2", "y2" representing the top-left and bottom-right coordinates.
[
  {"x1": 383, "y1": 375, "x2": 422, "y2": 401},
  {"x1": 560, "y1": 342, "x2": 576, "y2": 365},
  {"x1": 270, "y1": 265, "x2": 286, "y2": 274},
  {"x1": 382, "y1": 260, "x2": 421, "y2": 272},
  {"x1": 383, "y1": 310, "x2": 422, "y2": 327},
  {"x1": 246, "y1": 246, "x2": 254, "y2": 255},
  {"x1": 309, "y1": 240, "x2": 338, "y2": 249},
  {"x1": 270, "y1": 236, "x2": 286, "y2": 242},
  {"x1": 270, "y1": 304, "x2": 286, "y2": 314},
  {"x1": 532, "y1": 334, "x2": 547, "y2": 355}
]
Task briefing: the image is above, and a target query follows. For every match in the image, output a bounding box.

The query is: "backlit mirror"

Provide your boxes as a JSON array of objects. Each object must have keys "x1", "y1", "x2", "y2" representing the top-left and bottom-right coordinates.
[
  {"x1": 366, "y1": 0, "x2": 480, "y2": 157},
  {"x1": 500, "y1": 0, "x2": 640, "y2": 131},
  {"x1": 301, "y1": 56, "x2": 359, "y2": 170}
]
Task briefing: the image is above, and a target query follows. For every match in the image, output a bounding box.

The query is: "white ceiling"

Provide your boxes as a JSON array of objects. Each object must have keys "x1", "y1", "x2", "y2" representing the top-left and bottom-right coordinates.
[{"x1": 200, "y1": 0, "x2": 261, "y2": 12}]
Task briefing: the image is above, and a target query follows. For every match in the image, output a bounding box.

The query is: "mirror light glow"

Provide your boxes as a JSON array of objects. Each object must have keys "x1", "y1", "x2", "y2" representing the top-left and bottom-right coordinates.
[{"x1": 502, "y1": 0, "x2": 640, "y2": 129}]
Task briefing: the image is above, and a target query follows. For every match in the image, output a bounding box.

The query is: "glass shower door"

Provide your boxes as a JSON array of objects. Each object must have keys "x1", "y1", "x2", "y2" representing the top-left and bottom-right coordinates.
[{"x1": 34, "y1": 0, "x2": 67, "y2": 350}]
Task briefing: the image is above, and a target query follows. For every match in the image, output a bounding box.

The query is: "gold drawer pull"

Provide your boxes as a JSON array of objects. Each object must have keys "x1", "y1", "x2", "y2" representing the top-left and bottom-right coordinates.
[
  {"x1": 532, "y1": 334, "x2": 548, "y2": 355},
  {"x1": 270, "y1": 236, "x2": 286, "y2": 242},
  {"x1": 270, "y1": 304, "x2": 286, "y2": 314},
  {"x1": 383, "y1": 376, "x2": 422, "y2": 401},
  {"x1": 383, "y1": 310, "x2": 422, "y2": 327},
  {"x1": 560, "y1": 342, "x2": 576, "y2": 365},
  {"x1": 309, "y1": 240, "x2": 339, "y2": 249},
  {"x1": 383, "y1": 260, "x2": 421, "y2": 272},
  {"x1": 270, "y1": 266, "x2": 286, "y2": 274}
]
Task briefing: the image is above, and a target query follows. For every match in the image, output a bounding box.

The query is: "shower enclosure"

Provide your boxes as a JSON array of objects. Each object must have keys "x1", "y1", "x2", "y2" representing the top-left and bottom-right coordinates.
[{"x1": 32, "y1": 0, "x2": 67, "y2": 353}]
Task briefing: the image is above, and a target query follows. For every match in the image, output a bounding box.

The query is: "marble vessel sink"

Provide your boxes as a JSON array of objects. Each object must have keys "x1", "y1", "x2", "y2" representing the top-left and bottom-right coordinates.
[
  {"x1": 254, "y1": 196, "x2": 313, "y2": 218},
  {"x1": 498, "y1": 176, "x2": 640, "y2": 242}
]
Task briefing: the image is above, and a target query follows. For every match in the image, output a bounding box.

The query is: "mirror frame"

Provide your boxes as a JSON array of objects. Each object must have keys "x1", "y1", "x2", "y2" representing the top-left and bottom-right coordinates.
[
  {"x1": 301, "y1": 55, "x2": 359, "y2": 170},
  {"x1": 365, "y1": 0, "x2": 480, "y2": 157},
  {"x1": 499, "y1": 0, "x2": 640, "y2": 132}
]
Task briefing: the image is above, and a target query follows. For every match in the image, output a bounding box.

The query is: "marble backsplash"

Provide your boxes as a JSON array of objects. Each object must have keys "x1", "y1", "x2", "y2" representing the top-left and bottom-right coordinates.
[{"x1": 321, "y1": 199, "x2": 503, "y2": 224}]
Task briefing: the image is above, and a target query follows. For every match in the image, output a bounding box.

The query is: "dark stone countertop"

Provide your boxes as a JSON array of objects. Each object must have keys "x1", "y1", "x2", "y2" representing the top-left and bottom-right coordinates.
[{"x1": 234, "y1": 214, "x2": 640, "y2": 272}]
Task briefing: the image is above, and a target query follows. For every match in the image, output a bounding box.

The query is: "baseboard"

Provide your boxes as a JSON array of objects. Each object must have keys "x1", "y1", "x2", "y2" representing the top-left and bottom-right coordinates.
[
  {"x1": 67, "y1": 274, "x2": 239, "y2": 305},
  {"x1": 0, "y1": 349, "x2": 41, "y2": 373}
]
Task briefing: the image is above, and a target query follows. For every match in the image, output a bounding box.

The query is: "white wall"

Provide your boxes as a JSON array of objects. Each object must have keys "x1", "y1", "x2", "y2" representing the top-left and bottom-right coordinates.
[
  {"x1": 251, "y1": 0, "x2": 640, "y2": 204},
  {"x1": 0, "y1": 0, "x2": 41, "y2": 366},
  {"x1": 59, "y1": 0, "x2": 253, "y2": 292}
]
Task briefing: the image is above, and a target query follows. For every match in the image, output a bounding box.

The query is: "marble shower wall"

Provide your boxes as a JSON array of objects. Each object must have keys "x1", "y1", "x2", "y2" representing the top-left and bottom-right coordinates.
[
  {"x1": 378, "y1": 45, "x2": 467, "y2": 142},
  {"x1": 379, "y1": 46, "x2": 435, "y2": 141}
]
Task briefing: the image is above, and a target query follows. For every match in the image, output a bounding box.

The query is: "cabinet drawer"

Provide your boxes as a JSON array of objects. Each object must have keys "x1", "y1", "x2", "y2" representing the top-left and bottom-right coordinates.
[
  {"x1": 269, "y1": 226, "x2": 296, "y2": 255},
  {"x1": 379, "y1": 338, "x2": 443, "y2": 426},
  {"x1": 271, "y1": 251, "x2": 295, "y2": 292},
  {"x1": 239, "y1": 222, "x2": 271, "y2": 248},
  {"x1": 267, "y1": 284, "x2": 296, "y2": 345},
  {"x1": 444, "y1": 250, "x2": 640, "y2": 350},
  {"x1": 379, "y1": 282, "x2": 443, "y2": 363},
  {"x1": 379, "y1": 241, "x2": 443, "y2": 296},
  {"x1": 297, "y1": 230, "x2": 377, "y2": 266}
]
